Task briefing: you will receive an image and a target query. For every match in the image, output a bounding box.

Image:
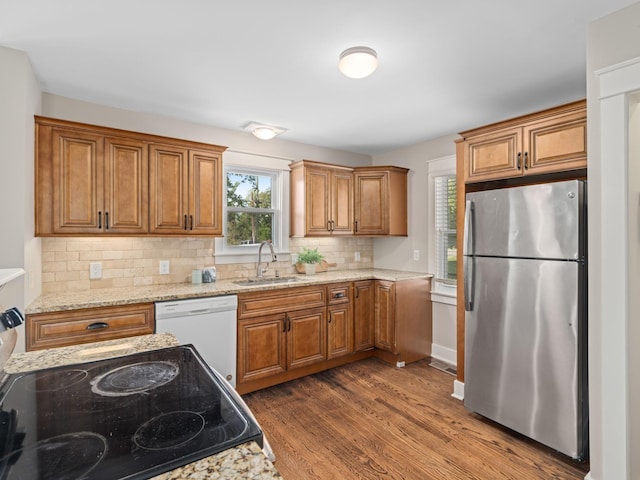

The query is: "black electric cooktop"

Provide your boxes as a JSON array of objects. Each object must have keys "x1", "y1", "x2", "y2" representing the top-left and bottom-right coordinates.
[{"x1": 0, "y1": 345, "x2": 262, "y2": 480}]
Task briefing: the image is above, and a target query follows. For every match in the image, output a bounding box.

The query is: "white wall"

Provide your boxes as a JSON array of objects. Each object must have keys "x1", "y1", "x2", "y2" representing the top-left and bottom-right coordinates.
[
  {"x1": 0, "y1": 46, "x2": 42, "y2": 352},
  {"x1": 587, "y1": 3, "x2": 640, "y2": 479},
  {"x1": 42, "y1": 94, "x2": 372, "y2": 168},
  {"x1": 372, "y1": 137, "x2": 458, "y2": 366}
]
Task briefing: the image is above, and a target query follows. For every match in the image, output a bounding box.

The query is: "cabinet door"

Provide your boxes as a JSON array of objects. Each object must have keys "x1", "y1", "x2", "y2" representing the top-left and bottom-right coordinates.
[
  {"x1": 304, "y1": 167, "x2": 332, "y2": 236},
  {"x1": 237, "y1": 314, "x2": 287, "y2": 384},
  {"x1": 353, "y1": 280, "x2": 375, "y2": 351},
  {"x1": 524, "y1": 111, "x2": 587, "y2": 175},
  {"x1": 374, "y1": 280, "x2": 396, "y2": 353},
  {"x1": 328, "y1": 303, "x2": 352, "y2": 359},
  {"x1": 149, "y1": 144, "x2": 189, "y2": 233},
  {"x1": 354, "y1": 170, "x2": 389, "y2": 235},
  {"x1": 51, "y1": 129, "x2": 104, "y2": 233},
  {"x1": 188, "y1": 149, "x2": 222, "y2": 235},
  {"x1": 463, "y1": 126, "x2": 523, "y2": 183},
  {"x1": 104, "y1": 137, "x2": 148, "y2": 233},
  {"x1": 287, "y1": 306, "x2": 327, "y2": 369},
  {"x1": 330, "y1": 170, "x2": 354, "y2": 235}
]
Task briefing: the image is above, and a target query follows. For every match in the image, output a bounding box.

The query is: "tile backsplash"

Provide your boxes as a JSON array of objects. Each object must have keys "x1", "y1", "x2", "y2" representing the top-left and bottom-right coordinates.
[{"x1": 41, "y1": 237, "x2": 373, "y2": 294}]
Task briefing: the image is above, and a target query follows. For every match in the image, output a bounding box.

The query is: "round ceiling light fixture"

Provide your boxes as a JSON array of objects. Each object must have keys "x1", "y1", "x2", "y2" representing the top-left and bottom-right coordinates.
[
  {"x1": 338, "y1": 46, "x2": 378, "y2": 79},
  {"x1": 243, "y1": 122, "x2": 287, "y2": 140}
]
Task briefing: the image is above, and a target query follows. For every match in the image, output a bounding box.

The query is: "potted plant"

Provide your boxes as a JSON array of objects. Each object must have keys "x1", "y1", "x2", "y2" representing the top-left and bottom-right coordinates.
[{"x1": 297, "y1": 247, "x2": 324, "y2": 275}]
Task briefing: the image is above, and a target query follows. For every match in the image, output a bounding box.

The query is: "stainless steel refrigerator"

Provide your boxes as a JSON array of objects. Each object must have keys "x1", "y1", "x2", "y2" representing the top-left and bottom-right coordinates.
[{"x1": 463, "y1": 179, "x2": 588, "y2": 460}]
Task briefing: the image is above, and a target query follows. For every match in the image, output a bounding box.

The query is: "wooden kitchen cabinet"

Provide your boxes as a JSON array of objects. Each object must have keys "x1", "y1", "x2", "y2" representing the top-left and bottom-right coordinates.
[
  {"x1": 290, "y1": 160, "x2": 354, "y2": 237},
  {"x1": 237, "y1": 285, "x2": 328, "y2": 387},
  {"x1": 36, "y1": 119, "x2": 148, "y2": 235},
  {"x1": 373, "y1": 278, "x2": 432, "y2": 366},
  {"x1": 327, "y1": 282, "x2": 353, "y2": 359},
  {"x1": 25, "y1": 303, "x2": 155, "y2": 351},
  {"x1": 353, "y1": 166, "x2": 409, "y2": 236},
  {"x1": 149, "y1": 145, "x2": 223, "y2": 235},
  {"x1": 353, "y1": 280, "x2": 375, "y2": 351},
  {"x1": 461, "y1": 100, "x2": 586, "y2": 183},
  {"x1": 35, "y1": 116, "x2": 226, "y2": 237}
]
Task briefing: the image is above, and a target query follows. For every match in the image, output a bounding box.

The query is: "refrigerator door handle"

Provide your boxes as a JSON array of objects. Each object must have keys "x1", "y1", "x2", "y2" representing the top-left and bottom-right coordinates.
[
  {"x1": 464, "y1": 256, "x2": 474, "y2": 311},
  {"x1": 464, "y1": 200, "x2": 474, "y2": 255},
  {"x1": 464, "y1": 200, "x2": 475, "y2": 311}
]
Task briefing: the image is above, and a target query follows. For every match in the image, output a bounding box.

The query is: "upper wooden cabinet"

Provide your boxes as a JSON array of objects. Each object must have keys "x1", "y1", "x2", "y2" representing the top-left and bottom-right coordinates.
[
  {"x1": 35, "y1": 116, "x2": 226, "y2": 236},
  {"x1": 354, "y1": 166, "x2": 408, "y2": 236},
  {"x1": 460, "y1": 100, "x2": 586, "y2": 183},
  {"x1": 149, "y1": 145, "x2": 222, "y2": 235},
  {"x1": 290, "y1": 160, "x2": 354, "y2": 237},
  {"x1": 290, "y1": 160, "x2": 409, "y2": 237}
]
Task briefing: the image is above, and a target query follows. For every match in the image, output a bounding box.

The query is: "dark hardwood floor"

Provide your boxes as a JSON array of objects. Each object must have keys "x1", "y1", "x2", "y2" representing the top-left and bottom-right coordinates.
[{"x1": 242, "y1": 358, "x2": 590, "y2": 480}]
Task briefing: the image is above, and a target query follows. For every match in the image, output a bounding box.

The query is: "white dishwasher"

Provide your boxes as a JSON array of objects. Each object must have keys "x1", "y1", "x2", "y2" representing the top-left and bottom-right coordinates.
[{"x1": 155, "y1": 295, "x2": 238, "y2": 387}]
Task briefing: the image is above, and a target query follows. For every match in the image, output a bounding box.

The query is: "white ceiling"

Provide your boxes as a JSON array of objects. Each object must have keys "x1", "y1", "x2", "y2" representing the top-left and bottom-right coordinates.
[{"x1": 0, "y1": 1, "x2": 636, "y2": 155}]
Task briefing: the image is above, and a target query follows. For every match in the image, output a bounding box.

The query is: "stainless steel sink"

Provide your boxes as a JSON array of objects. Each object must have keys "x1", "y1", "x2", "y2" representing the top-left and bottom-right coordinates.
[{"x1": 233, "y1": 276, "x2": 301, "y2": 287}]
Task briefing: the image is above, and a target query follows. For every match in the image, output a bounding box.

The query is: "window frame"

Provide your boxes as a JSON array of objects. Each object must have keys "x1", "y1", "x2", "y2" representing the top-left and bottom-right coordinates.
[
  {"x1": 214, "y1": 151, "x2": 291, "y2": 264},
  {"x1": 426, "y1": 155, "x2": 457, "y2": 303}
]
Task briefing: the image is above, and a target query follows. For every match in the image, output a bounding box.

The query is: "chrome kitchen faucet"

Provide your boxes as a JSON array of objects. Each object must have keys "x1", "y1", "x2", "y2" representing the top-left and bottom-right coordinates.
[{"x1": 256, "y1": 240, "x2": 277, "y2": 278}]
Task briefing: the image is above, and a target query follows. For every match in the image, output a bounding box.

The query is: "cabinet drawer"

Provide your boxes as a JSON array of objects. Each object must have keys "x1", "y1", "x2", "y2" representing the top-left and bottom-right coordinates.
[
  {"x1": 26, "y1": 303, "x2": 155, "y2": 351},
  {"x1": 237, "y1": 286, "x2": 326, "y2": 319},
  {"x1": 327, "y1": 282, "x2": 351, "y2": 304}
]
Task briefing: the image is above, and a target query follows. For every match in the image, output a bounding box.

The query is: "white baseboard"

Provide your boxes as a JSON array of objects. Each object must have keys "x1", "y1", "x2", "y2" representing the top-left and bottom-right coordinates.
[
  {"x1": 452, "y1": 380, "x2": 464, "y2": 400},
  {"x1": 583, "y1": 472, "x2": 592, "y2": 480},
  {"x1": 430, "y1": 344, "x2": 456, "y2": 366}
]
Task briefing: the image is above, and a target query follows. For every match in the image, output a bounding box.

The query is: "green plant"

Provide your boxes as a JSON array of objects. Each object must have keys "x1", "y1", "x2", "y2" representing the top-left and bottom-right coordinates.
[{"x1": 297, "y1": 247, "x2": 324, "y2": 264}]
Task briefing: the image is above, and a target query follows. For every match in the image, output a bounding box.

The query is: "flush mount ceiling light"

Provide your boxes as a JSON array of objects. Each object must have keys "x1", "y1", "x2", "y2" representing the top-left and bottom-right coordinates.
[
  {"x1": 243, "y1": 122, "x2": 287, "y2": 140},
  {"x1": 338, "y1": 46, "x2": 378, "y2": 79}
]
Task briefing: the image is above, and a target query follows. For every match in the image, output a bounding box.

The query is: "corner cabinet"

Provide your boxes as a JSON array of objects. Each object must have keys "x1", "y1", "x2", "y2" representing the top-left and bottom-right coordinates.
[
  {"x1": 35, "y1": 116, "x2": 226, "y2": 236},
  {"x1": 373, "y1": 278, "x2": 432, "y2": 366},
  {"x1": 354, "y1": 166, "x2": 408, "y2": 236},
  {"x1": 290, "y1": 160, "x2": 354, "y2": 237},
  {"x1": 461, "y1": 100, "x2": 586, "y2": 183},
  {"x1": 290, "y1": 160, "x2": 409, "y2": 237}
]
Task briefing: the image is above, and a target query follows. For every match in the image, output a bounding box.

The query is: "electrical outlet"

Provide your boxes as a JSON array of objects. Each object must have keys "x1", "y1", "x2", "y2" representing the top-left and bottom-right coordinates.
[
  {"x1": 291, "y1": 254, "x2": 299, "y2": 265},
  {"x1": 89, "y1": 262, "x2": 102, "y2": 279},
  {"x1": 413, "y1": 250, "x2": 420, "y2": 261},
  {"x1": 355, "y1": 251, "x2": 361, "y2": 261},
  {"x1": 159, "y1": 260, "x2": 170, "y2": 275}
]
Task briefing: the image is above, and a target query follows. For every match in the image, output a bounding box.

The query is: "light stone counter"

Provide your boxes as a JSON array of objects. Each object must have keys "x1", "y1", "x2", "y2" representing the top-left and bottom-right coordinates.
[
  {"x1": 2, "y1": 334, "x2": 283, "y2": 480},
  {"x1": 26, "y1": 268, "x2": 432, "y2": 314}
]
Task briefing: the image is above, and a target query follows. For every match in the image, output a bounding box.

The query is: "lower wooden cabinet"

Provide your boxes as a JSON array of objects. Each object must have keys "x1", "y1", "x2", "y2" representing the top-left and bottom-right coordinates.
[
  {"x1": 26, "y1": 303, "x2": 155, "y2": 351},
  {"x1": 374, "y1": 278, "x2": 433, "y2": 365},
  {"x1": 327, "y1": 282, "x2": 353, "y2": 359},
  {"x1": 353, "y1": 280, "x2": 374, "y2": 351},
  {"x1": 237, "y1": 313, "x2": 287, "y2": 382}
]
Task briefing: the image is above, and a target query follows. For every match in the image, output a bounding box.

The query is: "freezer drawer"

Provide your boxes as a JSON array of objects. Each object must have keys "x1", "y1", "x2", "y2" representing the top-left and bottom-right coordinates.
[{"x1": 464, "y1": 256, "x2": 587, "y2": 459}]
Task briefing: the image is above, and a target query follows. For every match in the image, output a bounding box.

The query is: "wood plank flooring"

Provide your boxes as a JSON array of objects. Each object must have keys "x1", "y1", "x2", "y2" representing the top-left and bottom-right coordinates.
[{"x1": 242, "y1": 358, "x2": 590, "y2": 480}]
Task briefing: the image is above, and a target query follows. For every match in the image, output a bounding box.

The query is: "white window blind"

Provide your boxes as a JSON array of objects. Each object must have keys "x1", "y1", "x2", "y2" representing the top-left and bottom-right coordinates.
[{"x1": 435, "y1": 175, "x2": 457, "y2": 285}]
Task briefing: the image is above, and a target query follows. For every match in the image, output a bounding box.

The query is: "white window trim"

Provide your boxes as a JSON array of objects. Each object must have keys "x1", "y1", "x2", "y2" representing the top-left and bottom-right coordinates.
[
  {"x1": 214, "y1": 150, "x2": 292, "y2": 265},
  {"x1": 426, "y1": 155, "x2": 457, "y2": 302}
]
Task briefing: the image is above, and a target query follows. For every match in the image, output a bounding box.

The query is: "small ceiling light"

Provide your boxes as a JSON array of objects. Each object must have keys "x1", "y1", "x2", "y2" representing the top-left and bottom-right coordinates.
[
  {"x1": 244, "y1": 122, "x2": 287, "y2": 140},
  {"x1": 338, "y1": 46, "x2": 378, "y2": 79}
]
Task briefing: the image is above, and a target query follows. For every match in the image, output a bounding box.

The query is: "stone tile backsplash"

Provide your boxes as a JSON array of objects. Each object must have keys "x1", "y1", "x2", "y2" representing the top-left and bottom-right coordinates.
[{"x1": 41, "y1": 237, "x2": 373, "y2": 293}]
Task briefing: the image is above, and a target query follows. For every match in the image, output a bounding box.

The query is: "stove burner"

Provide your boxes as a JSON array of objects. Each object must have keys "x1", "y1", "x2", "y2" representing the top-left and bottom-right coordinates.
[
  {"x1": 133, "y1": 411, "x2": 205, "y2": 450},
  {"x1": 0, "y1": 432, "x2": 107, "y2": 480},
  {"x1": 90, "y1": 361, "x2": 179, "y2": 397},
  {"x1": 24, "y1": 369, "x2": 88, "y2": 392}
]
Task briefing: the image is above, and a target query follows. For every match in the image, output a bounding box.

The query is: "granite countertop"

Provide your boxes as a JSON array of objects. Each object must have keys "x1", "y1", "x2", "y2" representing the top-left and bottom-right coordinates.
[
  {"x1": 3, "y1": 334, "x2": 283, "y2": 480},
  {"x1": 26, "y1": 268, "x2": 432, "y2": 314}
]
